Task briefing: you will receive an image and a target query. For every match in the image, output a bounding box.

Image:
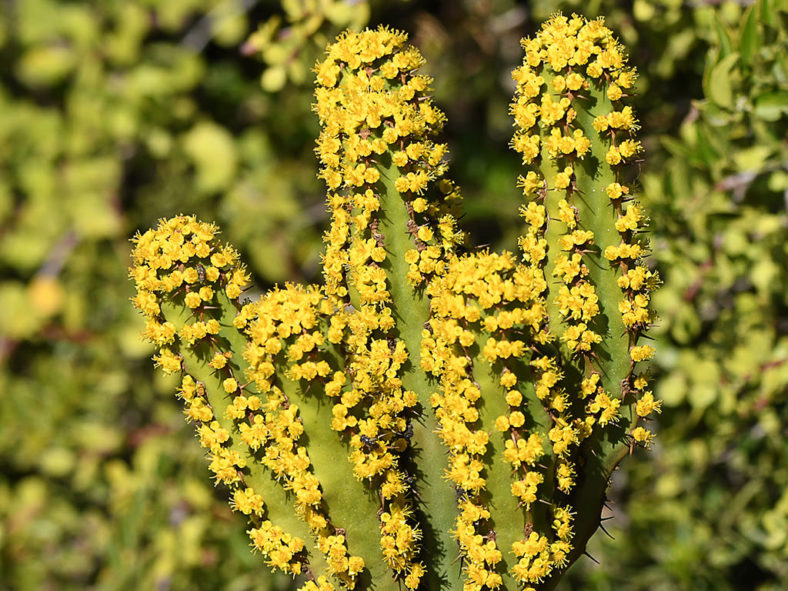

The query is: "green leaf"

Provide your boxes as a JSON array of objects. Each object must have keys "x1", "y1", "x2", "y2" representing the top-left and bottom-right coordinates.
[
  {"x1": 16, "y1": 45, "x2": 76, "y2": 87},
  {"x1": 768, "y1": 170, "x2": 788, "y2": 191},
  {"x1": 0, "y1": 281, "x2": 46, "y2": 338},
  {"x1": 732, "y1": 145, "x2": 773, "y2": 171},
  {"x1": 751, "y1": 258, "x2": 779, "y2": 295},
  {"x1": 260, "y1": 65, "x2": 287, "y2": 92},
  {"x1": 326, "y1": 1, "x2": 371, "y2": 27},
  {"x1": 739, "y1": 6, "x2": 760, "y2": 67},
  {"x1": 759, "y1": 0, "x2": 779, "y2": 27},
  {"x1": 182, "y1": 121, "x2": 238, "y2": 193},
  {"x1": 661, "y1": 135, "x2": 695, "y2": 161},
  {"x1": 754, "y1": 90, "x2": 788, "y2": 121},
  {"x1": 713, "y1": 12, "x2": 734, "y2": 59},
  {"x1": 695, "y1": 125, "x2": 721, "y2": 167},
  {"x1": 706, "y1": 52, "x2": 740, "y2": 109}
]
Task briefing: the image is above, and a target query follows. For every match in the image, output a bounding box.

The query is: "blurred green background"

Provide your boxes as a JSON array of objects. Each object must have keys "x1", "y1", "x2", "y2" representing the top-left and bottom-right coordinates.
[{"x1": 0, "y1": 0, "x2": 786, "y2": 589}]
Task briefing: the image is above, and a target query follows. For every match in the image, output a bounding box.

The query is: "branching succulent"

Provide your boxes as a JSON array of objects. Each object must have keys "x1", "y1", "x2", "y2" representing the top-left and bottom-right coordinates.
[{"x1": 130, "y1": 14, "x2": 660, "y2": 591}]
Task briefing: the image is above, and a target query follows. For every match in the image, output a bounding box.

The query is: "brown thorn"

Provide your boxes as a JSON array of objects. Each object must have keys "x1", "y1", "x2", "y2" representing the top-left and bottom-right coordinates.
[{"x1": 584, "y1": 551, "x2": 600, "y2": 565}]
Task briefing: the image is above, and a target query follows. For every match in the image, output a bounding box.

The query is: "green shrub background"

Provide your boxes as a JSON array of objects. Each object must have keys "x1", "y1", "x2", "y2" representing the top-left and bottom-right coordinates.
[{"x1": 0, "y1": 0, "x2": 785, "y2": 589}]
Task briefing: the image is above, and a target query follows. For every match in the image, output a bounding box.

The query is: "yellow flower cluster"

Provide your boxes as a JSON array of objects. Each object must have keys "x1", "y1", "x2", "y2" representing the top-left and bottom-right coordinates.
[
  {"x1": 323, "y1": 302, "x2": 423, "y2": 586},
  {"x1": 420, "y1": 251, "x2": 580, "y2": 589},
  {"x1": 510, "y1": 13, "x2": 631, "y2": 167},
  {"x1": 300, "y1": 577, "x2": 336, "y2": 591},
  {"x1": 511, "y1": 504, "x2": 573, "y2": 585},
  {"x1": 248, "y1": 522, "x2": 307, "y2": 575},
  {"x1": 511, "y1": 195, "x2": 582, "y2": 470},
  {"x1": 504, "y1": 14, "x2": 663, "y2": 585},
  {"x1": 511, "y1": 15, "x2": 620, "y2": 501},
  {"x1": 512, "y1": 13, "x2": 660, "y2": 454},
  {"x1": 379, "y1": 504, "x2": 423, "y2": 575},
  {"x1": 513, "y1": 15, "x2": 618, "y2": 362},
  {"x1": 131, "y1": 216, "x2": 247, "y2": 356},
  {"x1": 313, "y1": 26, "x2": 463, "y2": 298},
  {"x1": 310, "y1": 26, "x2": 479, "y2": 587},
  {"x1": 236, "y1": 285, "x2": 368, "y2": 589},
  {"x1": 131, "y1": 217, "x2": 322, "y2": 578},
  {"x1": 600, "y1": 114, "x2": 660, "y2": 447}
]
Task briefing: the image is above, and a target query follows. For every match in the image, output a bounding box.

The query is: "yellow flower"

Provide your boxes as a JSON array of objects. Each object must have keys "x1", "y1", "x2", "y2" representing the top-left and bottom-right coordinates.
[
  {"x1": 185, "y1": 292, "x2": 202, "y2": 308},
  {"x1": 607, "y1": 83, "x2": 622, "y2": 101},
  {"x1": 554, "y1": 167, "x2": 573, "y2": 190},
  {"x1": 630, "y1": 344, "x2": 655, "y2": 362}
]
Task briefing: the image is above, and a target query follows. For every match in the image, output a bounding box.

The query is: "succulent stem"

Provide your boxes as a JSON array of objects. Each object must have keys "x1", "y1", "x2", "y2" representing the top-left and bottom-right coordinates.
[{"x1": 130, "y1": 15, "x2": 659, "y2": 591}]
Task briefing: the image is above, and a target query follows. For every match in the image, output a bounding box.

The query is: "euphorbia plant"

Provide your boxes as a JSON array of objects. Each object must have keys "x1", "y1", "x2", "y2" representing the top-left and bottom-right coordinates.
[{"x1": 130, "y1": 14, "x2": 659, "y2": 591}]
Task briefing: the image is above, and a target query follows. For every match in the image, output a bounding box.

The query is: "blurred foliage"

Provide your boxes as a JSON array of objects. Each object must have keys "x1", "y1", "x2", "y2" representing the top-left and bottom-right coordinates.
[{"x1": 0, "y1": 0, "x2": 786, "y2": 589}]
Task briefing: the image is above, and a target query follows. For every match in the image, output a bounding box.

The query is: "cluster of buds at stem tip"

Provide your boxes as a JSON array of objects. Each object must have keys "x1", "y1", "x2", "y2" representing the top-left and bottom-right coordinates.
[{"x1": 130, "y1": 13, "x2": 659, "y2": 591}]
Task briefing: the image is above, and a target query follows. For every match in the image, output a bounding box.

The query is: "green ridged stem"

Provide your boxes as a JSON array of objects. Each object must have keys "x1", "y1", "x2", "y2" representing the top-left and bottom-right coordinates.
[
  {"x1": 276, "y1": 349, "x2": 394, "y2": 590},
  {"x1": 161, "y1": 294, "x2": 333, "y2": 582},
  {"x1": 475, "y1": 357, "x2": 527, "y2": 590},
  {"x1": 378, "y1": 160, "x2": 459, "y2": 589}
]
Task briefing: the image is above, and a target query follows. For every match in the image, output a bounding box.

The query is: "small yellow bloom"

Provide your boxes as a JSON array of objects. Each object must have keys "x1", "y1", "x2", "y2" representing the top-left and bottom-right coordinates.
[
  {"x1": 185, "y1": 292, "x2": 202, "y2": 308},
  {"x1": 630, "y1": 344, "x2": 655, "y2": 362}
]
